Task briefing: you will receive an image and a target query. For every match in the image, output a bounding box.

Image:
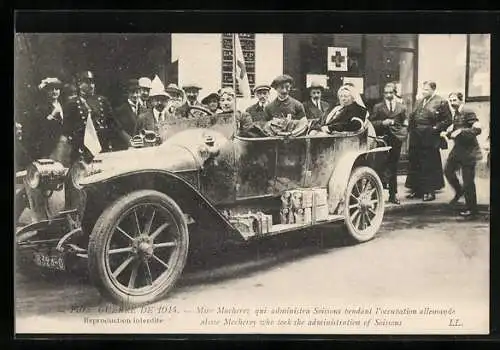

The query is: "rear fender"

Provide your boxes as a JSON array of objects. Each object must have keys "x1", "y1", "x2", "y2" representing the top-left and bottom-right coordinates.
[
  {"x1": 327, "y1": 147, "x2": 391, "y2": 215},
  {"x1": 82, "y1": 170, "x2": 243, "y2": 248}
]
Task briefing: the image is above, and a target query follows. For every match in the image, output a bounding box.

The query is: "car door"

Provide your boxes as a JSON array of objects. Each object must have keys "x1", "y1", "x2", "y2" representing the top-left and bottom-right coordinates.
[{"x1": 274, "y1": 136, "x2": 310, "y2": 193}]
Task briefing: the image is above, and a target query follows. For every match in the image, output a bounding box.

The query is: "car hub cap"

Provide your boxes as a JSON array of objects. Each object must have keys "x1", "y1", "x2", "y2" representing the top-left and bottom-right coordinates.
[
  {"x1": 348, "y1": 176, "x2": 380, "y2": 232},
  {"x1": 105, "y1": 203, "x2": 181, "y2": 296}
]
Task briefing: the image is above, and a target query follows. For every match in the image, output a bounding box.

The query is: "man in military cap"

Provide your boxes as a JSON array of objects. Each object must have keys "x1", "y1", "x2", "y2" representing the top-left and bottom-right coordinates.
[
  {"x1": 138, "y1": 77, "x2": 152, "y2": 113},
  {"x1": 114, "y1": 78, "x2": 142, "y2": 150},
  {"x1": 302, "y1": 81, "x2": 330, "y2": 120},
  {"x1": 176, "y1": 83, "x2": 203, "y2": 118},
  {"x1": 245, "y1": 84, "x2": 271, "y2": 124},
  {"x1": 59, "y1": 70, "x2": 119, "y2": 163},
  {"x1": 264, "y1": 75, "x2": 306, "y2": 121}
]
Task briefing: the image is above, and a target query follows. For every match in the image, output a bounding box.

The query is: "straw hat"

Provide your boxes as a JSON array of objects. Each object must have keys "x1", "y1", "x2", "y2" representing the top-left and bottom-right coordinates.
[{"x1": 149, "y1": 75, "x2": 170, "y2": 98}]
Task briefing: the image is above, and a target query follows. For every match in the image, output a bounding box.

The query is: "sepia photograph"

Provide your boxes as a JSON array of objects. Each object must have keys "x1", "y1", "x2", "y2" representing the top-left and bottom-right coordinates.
[{"x1": 14, "y1": 32, "x2": 490, "y2": 334}]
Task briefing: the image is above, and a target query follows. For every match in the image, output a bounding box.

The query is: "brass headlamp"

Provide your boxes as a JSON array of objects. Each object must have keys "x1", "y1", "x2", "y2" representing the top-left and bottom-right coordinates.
[{"x1": 26, "y1": 159, "x2": 67, "y2": 191}]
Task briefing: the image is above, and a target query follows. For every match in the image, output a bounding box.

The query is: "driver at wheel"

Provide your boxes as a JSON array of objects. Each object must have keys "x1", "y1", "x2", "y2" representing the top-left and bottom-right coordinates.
[{"x1": 309, "y1": 84, "x2": 368, "y2": 136}]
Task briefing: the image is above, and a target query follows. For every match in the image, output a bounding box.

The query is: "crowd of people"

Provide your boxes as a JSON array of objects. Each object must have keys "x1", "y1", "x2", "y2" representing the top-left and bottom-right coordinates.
[{"x1": 14, "y1": 71, "x2": 483, "y2": 218}]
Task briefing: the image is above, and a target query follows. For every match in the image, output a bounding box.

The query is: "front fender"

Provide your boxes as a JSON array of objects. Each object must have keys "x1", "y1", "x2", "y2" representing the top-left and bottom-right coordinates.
[
  {"x1": 327, "y1": 146, "x2": 391, "y2": 215},
  {"x1": 81, "y1": 170, "x2": 243, "y2": 247}
]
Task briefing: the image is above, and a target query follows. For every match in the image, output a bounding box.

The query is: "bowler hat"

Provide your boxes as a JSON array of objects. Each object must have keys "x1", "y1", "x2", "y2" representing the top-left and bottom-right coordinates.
[
  {"x1": 253, "y1": 84, "x2": 271, "y2": 93},
  {"x1": 182, "y1": 83, "x2": 202, "y2": 91},
  {"x1": 126, "y1": 78, "x2": 140, "y2": 91},
  {"x1": 271, "y1": 74, "x2": 294, "y2": 89},
  {"x1": 307, "y1": 81, "x2": 325, "y2": 91},
  {"x1": 138, "y1": 77, "x2": 152, "y2": 89},
  {"x1": 201, "y1": 92, "x2": 220, "y2": 105}
]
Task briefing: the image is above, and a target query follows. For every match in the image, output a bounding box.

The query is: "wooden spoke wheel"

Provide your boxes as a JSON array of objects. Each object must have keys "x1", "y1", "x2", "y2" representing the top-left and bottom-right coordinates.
[
  {"x1": 88, "y1": 190, "x2": 189, "y2": 306},
  {"x1": 344, "y1": 166, "x2": 385, "y2": 242}
]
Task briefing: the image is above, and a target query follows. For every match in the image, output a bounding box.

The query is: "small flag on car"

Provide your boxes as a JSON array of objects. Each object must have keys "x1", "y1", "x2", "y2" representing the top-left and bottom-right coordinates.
[{"x1": 84, "y1": 112, "x2": 102, "y2": 157}]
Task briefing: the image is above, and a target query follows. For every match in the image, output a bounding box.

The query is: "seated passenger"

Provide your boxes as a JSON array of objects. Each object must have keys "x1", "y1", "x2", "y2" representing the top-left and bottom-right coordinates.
[
  {"x1": 216, "y1": 87, "x2": 254, "y2": 137},
  {"x1": 309, "y1": 84, "x2": 368, "y2": 136}
]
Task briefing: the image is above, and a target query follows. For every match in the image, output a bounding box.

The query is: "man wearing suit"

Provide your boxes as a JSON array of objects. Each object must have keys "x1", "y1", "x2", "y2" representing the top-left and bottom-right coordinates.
[
  {"x1": 370, "y1": 83, "x2": 408, "y2": 204},
  {"x1": 114, "y1": 78, "x2": 142, "y2": 150},
  {"x1": 245, "y1": 84, "x2": 271, "y2": 124},
  {"x1": 302, "y1": 81, "x2": 330, "y2": 120},
  {"x1": 444, "y1": 92, "x2": 483, "y2": 218},
  {"x1": 176, "y1": 83, "x2": 203, "y2": 118},
  {"x1": 136, "y1": 84, "x2": 170, "y2": 136},
  {"x1": 405, "y1": 81, "x2": 452, "y2": 202}
]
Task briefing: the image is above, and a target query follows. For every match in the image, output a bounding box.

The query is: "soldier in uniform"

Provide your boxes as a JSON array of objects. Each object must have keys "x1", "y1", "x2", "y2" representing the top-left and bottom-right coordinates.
[
  {"x1": 245, "y1": 84, "x2": 271, "y2": 125},
  {"x1": 59, "y1": 71, "x2": 119, "y2": 164}
]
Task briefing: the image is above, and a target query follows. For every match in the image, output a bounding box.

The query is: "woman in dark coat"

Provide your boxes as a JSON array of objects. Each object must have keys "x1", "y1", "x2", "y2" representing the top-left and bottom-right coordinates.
[
  {"x1": 309, "y1": 84, "x2": 368, "y2": 135},
  {"x1": 405, "y1": 81, "x2": 452, "y2": 201},
  {"x1": 24, "y1": 77, "x2": 65, "y2": 160}
]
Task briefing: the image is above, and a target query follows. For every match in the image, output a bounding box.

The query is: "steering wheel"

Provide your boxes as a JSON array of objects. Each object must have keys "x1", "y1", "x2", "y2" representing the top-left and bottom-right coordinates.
[{"x1": 188, "y1": 105, "x2": 214, "y2": 119}]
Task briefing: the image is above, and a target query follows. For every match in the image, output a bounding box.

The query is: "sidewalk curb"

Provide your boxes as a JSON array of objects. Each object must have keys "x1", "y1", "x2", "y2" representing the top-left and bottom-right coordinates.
[{"x1": 384, "y1": 201, "x2": 490, "y2": 216}]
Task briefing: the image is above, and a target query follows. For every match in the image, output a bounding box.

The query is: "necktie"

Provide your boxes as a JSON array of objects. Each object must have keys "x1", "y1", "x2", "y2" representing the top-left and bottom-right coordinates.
[
  {"x1": 317, "y1": 101, "x2": 321, "y2": 111},
  {"x1": 389, "y1": 102, "x2": 393, "y2": 113}
]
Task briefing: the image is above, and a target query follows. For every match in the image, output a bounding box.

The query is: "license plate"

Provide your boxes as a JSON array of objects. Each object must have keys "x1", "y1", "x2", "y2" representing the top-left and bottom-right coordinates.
[{"x1": 33, "y1": 252, "x2": 66, "y2": 271}]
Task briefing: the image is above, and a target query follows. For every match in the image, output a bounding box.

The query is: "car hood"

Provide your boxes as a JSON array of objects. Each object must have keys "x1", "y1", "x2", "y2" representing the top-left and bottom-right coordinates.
[{"x1": 80, "y1": 128, "x2": 230, "y2": 185}]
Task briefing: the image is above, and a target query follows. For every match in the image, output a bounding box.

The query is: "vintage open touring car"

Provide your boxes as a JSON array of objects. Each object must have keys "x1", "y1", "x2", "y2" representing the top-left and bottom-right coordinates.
[{"x1": 15, "y1": 106, "x2": 391, "y2": 306}]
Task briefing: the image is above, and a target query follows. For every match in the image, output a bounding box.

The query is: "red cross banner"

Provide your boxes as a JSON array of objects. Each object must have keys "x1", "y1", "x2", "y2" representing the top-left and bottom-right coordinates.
[
  {"x1": 328, "y1": 47, "x2": 348, "y2": 72},
  {"x1": 234, "y1": 34, "x2": 252, "y2": 98}
]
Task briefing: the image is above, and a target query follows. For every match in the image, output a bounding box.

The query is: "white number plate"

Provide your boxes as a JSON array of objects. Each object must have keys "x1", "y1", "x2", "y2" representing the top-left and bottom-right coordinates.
[{"x1": 33, "y1": 252, "x2": 66, "y2": 271}]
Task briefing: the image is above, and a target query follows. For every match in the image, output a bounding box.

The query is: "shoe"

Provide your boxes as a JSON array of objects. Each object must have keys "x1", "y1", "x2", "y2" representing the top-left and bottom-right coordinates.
[
  {"x1": 459, "y1": 210, "x2": 477, "y2": 219},
  {"x1": 406, "y1": 192, "x2": 421, "y2": 199},
  {"x1": 388, "y1": 195, "x2": 400, "y2": 205},
  {"x1": 423, "y1": 193, "x2": 436, "y2": 202},
  {"x1": 449, "y1": 192, "x2": 464, "y2": 205}
]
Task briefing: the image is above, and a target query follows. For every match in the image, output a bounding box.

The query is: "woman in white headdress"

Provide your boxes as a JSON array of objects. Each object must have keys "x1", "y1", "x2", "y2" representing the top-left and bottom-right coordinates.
[{"x1": 309, "y1": 84, "x2": 368, "y2": 135}]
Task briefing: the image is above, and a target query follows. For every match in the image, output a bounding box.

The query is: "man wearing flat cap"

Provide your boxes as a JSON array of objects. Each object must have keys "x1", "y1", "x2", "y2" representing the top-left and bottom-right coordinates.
[
  {"x1": 264, "y1": 74, "x2": 306, "y2": 121},
  {"x1": 176, "y1": 83, "x2": 203, "y2": 118},
  {"x1": 303, "y1": 81, "x2": 330, "y2": 120},
  {"x1": 113, "y1": 78, "x2": 142, "y2": 150},
  {"x1": 58, "y1": 71, "x2": 119, "y2": 164},
  {"x1": 246, "y1": 84, "x2": 271, "y2": 124}
]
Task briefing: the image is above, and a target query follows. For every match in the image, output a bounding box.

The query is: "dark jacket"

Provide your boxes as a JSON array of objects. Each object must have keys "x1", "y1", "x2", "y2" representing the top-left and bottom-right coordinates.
[
  {"x1": 302, "y1": 99, "x2": 330, "y2": 120},
  {"x1": 114, "y1": 101, "x2": 140, "y2": 148},
  {"x1": 136, "y1": 108, "x2": 162, "y2": 134},
  {"x1": 447, "y1": 106, "x2": 483, "y2": 164},
  {"x1": 409, "y1": 94, "x2": 452, "y2": 148},
  {"x1": 245, "y1": 102, "x2": 267, "y2": 124},
  {"x1": 176, "y1": 100, "x2": 203, "y2": 118},
  {"x1": 370, "y1": 100, "x2": 408, "y2": 141},
  {"x1": 312, "y1": 102, "x2": 367, "y2": 133},
  {"x1": 264, "y1": 96, "x2": 306, "y2": 121}
]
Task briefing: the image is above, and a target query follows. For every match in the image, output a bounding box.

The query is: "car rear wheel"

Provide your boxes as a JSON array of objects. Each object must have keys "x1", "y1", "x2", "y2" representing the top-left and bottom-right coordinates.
[
  {"x1": 88, "y1": 190, "x2": 189, "y2": 307},
  {"x1": 344, "y1": 166, "x2": 384, "y2": 243}
]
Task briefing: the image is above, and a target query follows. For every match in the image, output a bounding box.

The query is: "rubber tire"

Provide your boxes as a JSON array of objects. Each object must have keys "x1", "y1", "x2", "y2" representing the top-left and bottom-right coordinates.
[
  {"x1": 344, "y1": 166, "x2": 385, "y2": 243},
  {"x1": 88, "y1": 189, "x2": 189, "y2": 307}
]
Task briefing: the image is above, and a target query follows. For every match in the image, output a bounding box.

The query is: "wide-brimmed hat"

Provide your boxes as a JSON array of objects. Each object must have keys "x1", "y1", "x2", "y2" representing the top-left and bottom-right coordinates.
[
  {"x1": 271, "y1": 74, "x2": 294, "y2": 89},
  {"x1": 149, "y1": 75, "x2": 170, "y2": 99},
  {"x1": 307, "y1": 81, "x2": 325, "y2": 91},
  {"x1": 138, "y1": 77, "x2": 152, "y2": 89},
  {"x1": 253, "y1": 84, "x2": 271, "y2": 93},
  {"x1": 165, "y1": 83, "x2": 183, "y2": 96},
  {"x1": 202, "y1": 92, "x2": 220, "y2": 105},
  {"x1": 38, "y1": 77, "x2": 62, "y2": 90},
  {"x1": 182, "y1": 83, "x2": 202, "y2": 91}
]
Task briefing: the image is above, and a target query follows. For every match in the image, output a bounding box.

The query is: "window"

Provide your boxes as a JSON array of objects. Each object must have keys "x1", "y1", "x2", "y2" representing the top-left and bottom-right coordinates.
[
  {"x1": 466, "y1": 34, "x2": 490, "y2": 100},
  {"x1": 221, "y1": 33, "x2": 256, "y2": 96}
]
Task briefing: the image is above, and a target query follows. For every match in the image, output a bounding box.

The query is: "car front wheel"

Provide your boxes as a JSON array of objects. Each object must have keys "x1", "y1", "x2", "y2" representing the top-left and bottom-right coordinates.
[
  {"x1": 88, "y1": 189, "x2": 189, "y2": 306},
  {"x1": 344, "y1": 166, "x2": 385, "y2": 243}
]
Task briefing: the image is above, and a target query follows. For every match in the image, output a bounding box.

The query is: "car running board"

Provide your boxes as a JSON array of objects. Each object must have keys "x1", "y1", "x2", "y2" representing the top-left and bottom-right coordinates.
[{"x1": 243, "y1": 214, "x2": 344, "y2": 241}]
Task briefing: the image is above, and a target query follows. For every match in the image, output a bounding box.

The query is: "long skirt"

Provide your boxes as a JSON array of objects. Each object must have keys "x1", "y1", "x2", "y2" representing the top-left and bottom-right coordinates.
[{"x1": 405, "y1": 142, "x2": 445, "y2": 194}]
